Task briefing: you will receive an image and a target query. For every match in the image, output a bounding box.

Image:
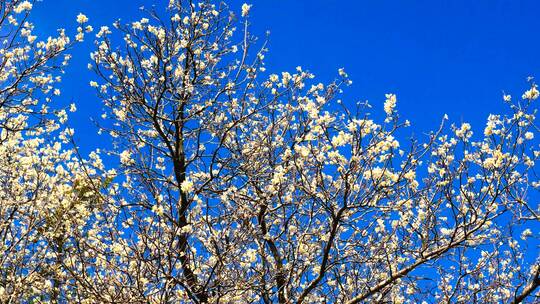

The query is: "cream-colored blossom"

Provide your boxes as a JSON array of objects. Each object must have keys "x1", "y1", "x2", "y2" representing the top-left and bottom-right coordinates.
[
  {"x1": 384, "y1": 93, "x2": 397, "y2": 115},
  {"x1": 181, "y1": 179, "x2": 194, "y2": 193},
  {"x1": 241, "y1": 3, "x2": 252, "y2": 17},
  {"x1": 76, "y1": 13, "x2": 89, "y2": 24}
]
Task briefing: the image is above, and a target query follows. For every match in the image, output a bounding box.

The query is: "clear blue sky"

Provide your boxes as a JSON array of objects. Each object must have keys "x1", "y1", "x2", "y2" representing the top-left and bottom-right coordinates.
[{"x1": 31, "y1": 0, "x2": 540, "y2": 154}]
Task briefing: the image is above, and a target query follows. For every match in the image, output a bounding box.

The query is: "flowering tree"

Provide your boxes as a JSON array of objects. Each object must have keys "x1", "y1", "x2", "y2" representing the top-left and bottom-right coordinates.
[
  {"x1": 0, "y1": 1, "x2": 104, "y2": 302},
  {"x1": 1, "y1": 0, "x2": 539, "y2": 303}
]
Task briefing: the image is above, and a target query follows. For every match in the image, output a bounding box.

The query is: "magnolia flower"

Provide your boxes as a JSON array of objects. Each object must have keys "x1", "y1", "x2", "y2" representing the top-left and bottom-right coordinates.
[
  {"x1": 241, "y1": 3, "x2": 252, "y2": 17},
  {"x1": 521, "y1": 228, "x2": 533, "y2": 240},
  {"x1": 151, "y1": 204, "x2": 165, "y2": 216},
  {"x1": 384, "y1": 93, "x2": 397, "y2": 115},
  {"x1": 14, "y1": 1, "x2": 32, "y2": 14},
  {"x1": 440, "y1": 227, "x2": 453, "y2": 236},
  {"x1": 331, "y1": 131, "x2": 351, "y2": 147},
  {"x1": 119, "y1": 150, "x2": 133, "y2": 165},
  {"x1": 75, "y1": 32, "x2": 84, "y2": 42},
  {"x1": 181, "y1": 179, "x2": 194, "y2": 193},
  {"x1": 522, "y1": 85, "x2": 539, "y2": 100},
  {"x1": 76, "y1": 13, "x2": 89, "y2": 24},
  {"x1": 455, "y1": 122, "x2": 472, "y2": 139},
  {"x1": 44, "y1": 280, "x2": 54, "y2": 290},
  {"x1": 269, "y1": 74, "x2": 279, "y2": 82}
]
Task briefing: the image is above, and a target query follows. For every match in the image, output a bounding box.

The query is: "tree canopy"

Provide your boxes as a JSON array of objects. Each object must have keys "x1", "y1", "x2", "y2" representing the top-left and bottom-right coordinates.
[{"x1": 0, "y1": 0, "x2": 539, "y2": 303}]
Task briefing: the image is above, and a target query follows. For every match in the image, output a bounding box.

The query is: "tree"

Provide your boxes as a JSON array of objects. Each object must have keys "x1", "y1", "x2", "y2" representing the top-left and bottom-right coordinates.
[
  {"x1": 0, "y1": 1, "x2": 103, "y2": 302},
  {"x1": 1, "y1": 0, "x2": 539, "y2": 303}
]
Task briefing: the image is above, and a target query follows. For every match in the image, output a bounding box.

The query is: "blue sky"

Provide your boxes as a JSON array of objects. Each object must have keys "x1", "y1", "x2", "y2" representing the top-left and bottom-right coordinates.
[{"x1": 30, "y1": 0, "x2": 540, "y2": 153}]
